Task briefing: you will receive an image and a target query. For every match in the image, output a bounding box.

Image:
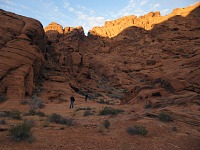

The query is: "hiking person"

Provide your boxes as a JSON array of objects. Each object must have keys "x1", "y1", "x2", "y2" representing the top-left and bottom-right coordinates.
[
  {"x1": 85, "y1": 94, "x2": 88, "y2": 101},
  {"x1": 69, "y1": 96, "x2": 75, "y2": 108}
]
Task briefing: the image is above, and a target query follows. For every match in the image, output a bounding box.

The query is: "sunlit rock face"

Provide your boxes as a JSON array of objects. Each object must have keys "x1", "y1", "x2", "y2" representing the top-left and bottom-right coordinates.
[{"x1": 88, "y1": 3, "x2": 200, "y2": 38}]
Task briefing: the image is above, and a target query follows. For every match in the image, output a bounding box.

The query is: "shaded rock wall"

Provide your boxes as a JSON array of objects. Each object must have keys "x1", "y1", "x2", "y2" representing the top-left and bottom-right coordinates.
[{"x1": 0, "y1": 9, "x2": 46, "y2": 100}]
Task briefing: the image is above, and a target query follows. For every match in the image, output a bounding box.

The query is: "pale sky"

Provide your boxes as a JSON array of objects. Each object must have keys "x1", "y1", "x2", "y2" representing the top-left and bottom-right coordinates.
[{"x1": 0, "y1": 0, "x2": 199, "y2": 34}]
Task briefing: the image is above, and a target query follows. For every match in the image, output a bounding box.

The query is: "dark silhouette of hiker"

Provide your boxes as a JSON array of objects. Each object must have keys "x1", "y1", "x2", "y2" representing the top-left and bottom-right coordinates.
[
  {"x1": 85, "y1": 94, "x2": 88, "y2": 101},
  {"x1": 70, "y1": 96, "x2": 75, "y2": 108}
]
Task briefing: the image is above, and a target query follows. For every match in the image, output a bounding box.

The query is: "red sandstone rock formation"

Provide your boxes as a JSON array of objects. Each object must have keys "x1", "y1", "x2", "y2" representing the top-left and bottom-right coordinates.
[
  {"x1": 88, "y1": 3, "x2": 200, "y2": 38},
  {"x1": 40, "y1": 3, "x2": 200, "y2": 105},
  {"x1": 0, "y1": 9, "x2": 46, "y2": 100}
]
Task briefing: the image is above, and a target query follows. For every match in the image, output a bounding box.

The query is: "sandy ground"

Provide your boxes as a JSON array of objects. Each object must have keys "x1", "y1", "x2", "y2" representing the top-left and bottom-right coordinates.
[{"x1": 0, "y1": 96, "x2": 200, "y2": 150}]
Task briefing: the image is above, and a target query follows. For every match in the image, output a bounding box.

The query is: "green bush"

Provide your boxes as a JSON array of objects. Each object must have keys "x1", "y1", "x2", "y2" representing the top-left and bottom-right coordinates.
[
  {"x1": 158, "y1": 112, "x2": 173, "y2": 122},
  {"x1": 49, "y1": 113, "x2": 73, "y2": 126},
  {"x1": 83, "y1": 110, "x2": 93, "y2": 116},
  {"x1": 102, "y1": 120, "x2": 110, "y2": 129},
  {"x1": 5, "y1": 110, "x2": 22, "y2": 120},
  {"x1": 0, "y1": 95, "x2": 7, "y2": 102},
  {"x1": 127, "y1": 125, "x2": 148, "y2": 136},
  {"x1": 99, "y1": 107, "x2": 124, "y2": 115},
  {"x1": 9, "y1": 120, "x2": 33, "y2": 141}
]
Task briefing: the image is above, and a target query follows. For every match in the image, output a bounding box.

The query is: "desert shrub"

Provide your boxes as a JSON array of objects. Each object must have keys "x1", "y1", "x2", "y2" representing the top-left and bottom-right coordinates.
[
  {"x1": 20, "y1": 100, "x2": 28, "y2": 105},
  {"x1": 0, "y1": 112, "x2": 7, "y2": 117},
  {"x1": 35, "y1": 111, "x2": 45, "y2": 117},
  {"x1": 127, "y1": 125, "x2": 148, "y2": 136},
  {"x1": 102, "y1": 120, "x2": 110, "y2": 129},
  {"x1": 49, "y1": 113, "x2": 73, "y2": 126},
  {"x1": 0, "y1": 119, "x2": 6, "y2": 124},
  {"x1": 76, "y1": 107, "x2": 91, "y2": 111},
  {"x1": 59, "y1": 118, "x2": 73, "y2": 126},
  {"x1": 49, "y1": 113, "x2": 62, "y2": 123},
  {"x1": 99, "y1": 107, "x2": 124, "y2": 115},
  {"x1": 83, "y1": 110, "x2": 93, "y2": 116},
  {"x1": 28, "y1": 109, "x2": 36, "y2": 116},
  {"x1": 0, "y1": 95, "x2": 7, "y2": 102},
  {"x1": 29, "y1": 95, "x2": 45, "y2": 111},
  {"x1": 5, "y1": 110, "x2": 22, "y2": 120},
  {"x1": 25, "y1": 119, "x2": 35, "y2": 128},
  {"x1": 144, "y1": 101, "x2": 152, "y2": 109},
  {"x1": 158, "y1": 112, "x2": 173, "y2": 122},
  {"x1": 97, "y1": 99, "x2": 111, "y2": 105},
  {"x1": 9, "y1": 120, "x2": 33, "y2": 141}
]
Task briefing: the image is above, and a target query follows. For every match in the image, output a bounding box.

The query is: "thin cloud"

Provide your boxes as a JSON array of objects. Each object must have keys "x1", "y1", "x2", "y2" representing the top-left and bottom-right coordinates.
[
  {"x1": 113, "y1": 0, "x2": 149, "y2": 18},
  {"x1": 62, "y1": 2, "x2": 106, "y2": 33},
  {"x1": 161, "y1": 9, "x2": 169, "y2": 15},
  {"x1": 152, "y1": 3, "x2": 160, "y2": 9}
]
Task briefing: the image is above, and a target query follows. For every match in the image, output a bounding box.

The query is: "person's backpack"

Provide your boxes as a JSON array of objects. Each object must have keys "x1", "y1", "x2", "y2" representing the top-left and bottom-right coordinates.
[{"x1": 71, "y1": 96, "x2": 75, "y2": 101}]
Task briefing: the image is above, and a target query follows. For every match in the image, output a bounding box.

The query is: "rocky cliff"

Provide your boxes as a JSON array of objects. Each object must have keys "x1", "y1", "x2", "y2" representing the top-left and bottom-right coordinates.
[
  {"x1": 40, "y1": 2, "x2": 200, "y2": 106},
  {"x1": 0, "y1": 9, "x2": 46, "y2": 100},
  {"x1": 89, "y1": 3, "x2": 199, "y2": 38},
  {"x1": 0, "y1": 2, "x2": 199, "y2": 106}
]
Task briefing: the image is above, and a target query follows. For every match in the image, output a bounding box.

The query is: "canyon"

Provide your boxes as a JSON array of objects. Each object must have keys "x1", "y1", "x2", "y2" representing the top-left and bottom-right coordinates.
[{"x1": 0, "y1": 2, "x2": 200, "y2": 150}]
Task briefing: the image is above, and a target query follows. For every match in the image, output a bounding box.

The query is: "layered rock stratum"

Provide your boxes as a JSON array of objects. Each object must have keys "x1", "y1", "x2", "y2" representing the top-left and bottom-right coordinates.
[
  {"x1": 42, "y1": 3, "x2": 200, "y2": 107},
  {"x1": 0, "y1": 2, "x2": 200, "y2": 150},
  {"x1": 0, "y1": 9, "x2": 46, "y2": 100}
]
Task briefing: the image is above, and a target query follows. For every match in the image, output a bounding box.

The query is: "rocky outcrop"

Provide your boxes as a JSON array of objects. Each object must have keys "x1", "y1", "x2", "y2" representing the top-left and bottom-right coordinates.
[
  {"x1": 84, "y1": 2, "x2": 200, "y2": 104},
  {"x1": 44, "y1": 23, "x2": 85, "y2": 68},
  {"x1": 89, "y1": 3, "x2": 200, "y2": 38},
  {"x1": 40, "y1": 3, "x2": 200, "y2": 105},
  {"x1": 0, "y1": 9, "x2": 46, "y2": 100}
]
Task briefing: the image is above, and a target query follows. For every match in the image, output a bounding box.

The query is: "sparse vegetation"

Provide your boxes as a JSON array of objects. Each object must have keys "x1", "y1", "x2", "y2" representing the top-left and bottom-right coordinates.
[
  {"x1": 49, "y1": 113, "x2": 74, "y2": 126},
  {"x1": 59, "y1": 118, "x2": 74, "y2": 126},
  {"x1": 28, "y1": 109, "x2": 36, "y2": 116},
  {"x1": 158, "y1": 112, "x2": 173, "y2": 122},
  {"x1": 83, "y1": 110, "x2": 93, "y2": 116},
  {"x1": 24, "y1": 110, "x2": 45, "y2": 117},
  {"x1": 0, "y1": 95, "x2": 7, "y2": 102},
  {"x1": 5, "y1": 110, "x2": 22, "y2": 120},
  {"x1": 99, "y1": 107, "x2": 124, "y2": 115},
  {"x1": 144, "y1": 100, "x2": 152, "y2": 109},
  {"x1": 20, "y1": 100, "x2": 28, "y2": 105},
  {"x1": 49, "y1": 113, "x2": 62, "y2": 123},
  {"x1": 0, "y1": 119, "x2": 6, "y2": 124},
  {"x1": 76, "y1": 107, "x2": 91, "y2": 111},
  {"x1": 97, "y1": 99, "x2": 114, "y2": 105},
  {"x1": 9, "y1": 120, "x2": 34, "y2": 142},
  {"x1": 35, "y1": 111, "x2": 45, "y2": 117},
  {"x1": 102, "y1": 120, "x2": 110, "y2": 129},
  {"x1": 28, "y1": 95, "x2": 45, "y2": 112},
  {"x1": 127, "y1": 125, "x2": 148, "y2": 136}
]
